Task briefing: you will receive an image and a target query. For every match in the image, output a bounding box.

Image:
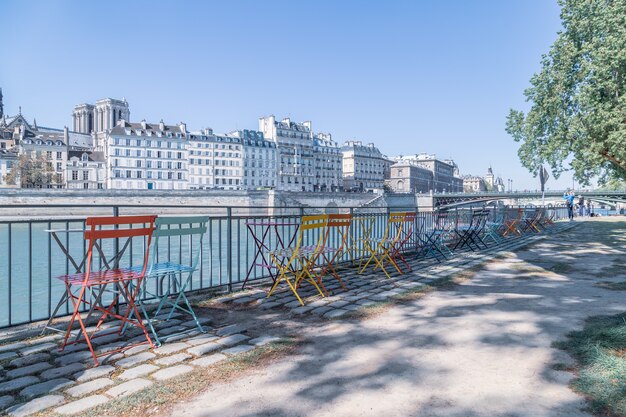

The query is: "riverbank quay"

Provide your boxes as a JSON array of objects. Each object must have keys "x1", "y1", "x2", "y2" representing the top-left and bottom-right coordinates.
[{"x1": 0, "y1": 218, "x2": 587, "y2": 416}]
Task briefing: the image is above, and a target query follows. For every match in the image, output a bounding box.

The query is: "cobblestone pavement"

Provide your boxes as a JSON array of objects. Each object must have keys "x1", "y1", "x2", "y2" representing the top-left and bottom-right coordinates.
[{"x1": 0, "y1": 220, "x2": 586, "y2": 416}]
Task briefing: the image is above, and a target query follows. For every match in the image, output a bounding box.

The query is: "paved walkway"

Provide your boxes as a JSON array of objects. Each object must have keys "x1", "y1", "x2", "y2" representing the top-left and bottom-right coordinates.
[{"x1": 176, "y1": 218, "x2": 626, "y2": 417}]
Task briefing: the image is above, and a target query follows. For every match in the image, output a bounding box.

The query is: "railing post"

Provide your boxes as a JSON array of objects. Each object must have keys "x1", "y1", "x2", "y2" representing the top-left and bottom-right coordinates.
[
  {"x1": 112, "y1": 206, "x2": 120, "y2": 314},
  {"x1": 227, "y1": 207, "x2": 233, "y2": 293}
]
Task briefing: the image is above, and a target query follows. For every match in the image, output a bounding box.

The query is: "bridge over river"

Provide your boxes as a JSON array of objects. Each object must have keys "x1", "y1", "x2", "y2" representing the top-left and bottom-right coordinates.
[{"x1": 419, "y1": 190, "x2": 626, "y2": 210}]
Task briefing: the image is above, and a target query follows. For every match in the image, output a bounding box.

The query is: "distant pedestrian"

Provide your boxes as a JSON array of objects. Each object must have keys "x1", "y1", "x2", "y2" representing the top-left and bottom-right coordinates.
[
  {"x1": 563, "y1": 190, "x2": 575, "y2": 220},
  {"x1": 578, "y1": 195, "x2": 584, "y2": 217}
]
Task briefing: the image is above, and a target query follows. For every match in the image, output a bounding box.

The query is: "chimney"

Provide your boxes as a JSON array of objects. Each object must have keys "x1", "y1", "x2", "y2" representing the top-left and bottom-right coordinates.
[
  {"x1": 63, "y1": 126, "x2": 69, "y2": 142},
  {"x1": 179, "y1": 122, "x2": 186, "y2": 134},
  {"x1": 141, "y1": 119, "x2": 147, "y2": 130},
  {"x1": 159, "y1": 119, "x2": 165, "y2": 131}
]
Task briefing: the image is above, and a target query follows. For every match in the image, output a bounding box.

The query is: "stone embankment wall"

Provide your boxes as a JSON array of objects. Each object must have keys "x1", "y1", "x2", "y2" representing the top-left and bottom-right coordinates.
[{"x1": 0, "y1": 189, "x2": 417, "y2": 219}]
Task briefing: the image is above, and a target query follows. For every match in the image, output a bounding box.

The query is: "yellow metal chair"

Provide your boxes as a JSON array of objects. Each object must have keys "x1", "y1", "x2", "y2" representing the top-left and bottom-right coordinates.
[
  {"x1": 315, "y1": 213, "x2": 352, "y2": 295},
  {"x1": 268, "y1": 214, "x2": 328, "y2": 305},
  {"x1": 358, "y1": 212, "x2": 408, "y2": 279}
]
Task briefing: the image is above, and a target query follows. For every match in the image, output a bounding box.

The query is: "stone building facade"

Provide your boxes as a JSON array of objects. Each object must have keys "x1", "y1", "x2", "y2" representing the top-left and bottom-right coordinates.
[{"x1": 341, "y1": 140, "x2": 387, "y2": 191}]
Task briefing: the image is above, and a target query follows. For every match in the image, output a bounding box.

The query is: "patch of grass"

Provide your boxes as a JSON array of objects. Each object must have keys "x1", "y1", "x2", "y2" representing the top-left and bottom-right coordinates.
[
  {"x1": 595, "y1": 281, "x2": 626, "y2": 291},
  {"x1": 553, "y1": 312, "x2": 626, "y2": 417},
  {"x1": 49, "y1": 339, "x2": 299, "y2": 417}
]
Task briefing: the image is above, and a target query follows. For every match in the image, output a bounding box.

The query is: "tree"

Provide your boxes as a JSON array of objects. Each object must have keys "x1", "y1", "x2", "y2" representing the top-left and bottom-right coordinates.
[
  {"x1": 4, "y1": 152, "x2": 56, "y2": 188},
  {"x1": 506, "y1": 0, "x2": 626, "y2": 186}
]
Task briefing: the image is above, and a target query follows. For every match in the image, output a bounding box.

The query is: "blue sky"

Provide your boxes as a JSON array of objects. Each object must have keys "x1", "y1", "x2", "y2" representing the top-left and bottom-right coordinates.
[{"x1": 0, "y1": 0, "x2": 572, "y2": 190}]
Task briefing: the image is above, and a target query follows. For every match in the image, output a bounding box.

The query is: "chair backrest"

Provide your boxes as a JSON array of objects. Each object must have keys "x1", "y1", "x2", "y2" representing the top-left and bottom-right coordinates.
[
  {"x1": 83, "y1": 215, "x2": 157, "y2": 279},
  {"x1": 149, "y1": 216, "x2": 209, "y2": 273},
  {"x1": 324, "y1": 213, "x2": 352, "y2": 257}
]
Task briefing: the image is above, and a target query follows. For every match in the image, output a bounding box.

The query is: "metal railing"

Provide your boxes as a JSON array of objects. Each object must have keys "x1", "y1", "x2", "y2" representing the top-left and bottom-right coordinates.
[{"x1": 0, "y1": 204, "x2": 571, "y2": 328}]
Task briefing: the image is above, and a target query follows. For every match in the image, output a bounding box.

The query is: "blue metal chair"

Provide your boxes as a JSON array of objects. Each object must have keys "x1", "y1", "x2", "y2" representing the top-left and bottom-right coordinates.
[{"x1": 130, "y1": 216, "x2": 209, "y2": 346}]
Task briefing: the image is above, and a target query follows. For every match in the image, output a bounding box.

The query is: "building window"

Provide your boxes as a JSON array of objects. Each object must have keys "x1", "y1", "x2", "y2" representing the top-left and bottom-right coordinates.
[
  {"x1": 82, "y1": 171, "x2": 89, "y2": 180},
  {"x1": 72, "y1": 171, "x2": 78, "y2": 180}
]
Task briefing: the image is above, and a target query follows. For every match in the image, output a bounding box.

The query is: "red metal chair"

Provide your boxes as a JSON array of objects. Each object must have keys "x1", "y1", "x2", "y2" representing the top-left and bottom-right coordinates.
[{"x1": 57, "y1": 215, "x2": 157, "y2": 366}]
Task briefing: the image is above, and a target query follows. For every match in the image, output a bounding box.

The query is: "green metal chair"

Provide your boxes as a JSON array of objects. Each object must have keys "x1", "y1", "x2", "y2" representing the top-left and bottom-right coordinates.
[{"x1": 131, "y1": 216, "x2": 209, "y2": 346}]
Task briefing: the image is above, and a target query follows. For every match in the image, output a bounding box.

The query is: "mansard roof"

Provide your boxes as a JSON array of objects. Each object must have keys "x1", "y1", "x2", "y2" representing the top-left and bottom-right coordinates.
[{"x1": 110, "y1": 120, "x2": 187, "y2": 137}]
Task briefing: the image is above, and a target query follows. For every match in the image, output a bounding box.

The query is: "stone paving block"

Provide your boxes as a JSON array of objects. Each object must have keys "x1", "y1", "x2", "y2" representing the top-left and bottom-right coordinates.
[
  {"x1": 158, "y1": 325, "x2": 187, "y2": 336},
  {"x1": 97, "y1": 340, "x2": 127, "y2": 353},
  {"x1": 54, "y1": 394, "x2": 109, "y2": 415},
  {"x1": 6, "y1": 362, "x2": 52, "y2": 379},
  {"x1": 162, "y1": 331, "x2": 201, "y2": 343},
  {"x1": 9, "y1": 352, "x2": 51, "y2": 368},
  {"x1": 0, "y1": 394, "x2": 14, "y2": 409},
  {"x1": 40, "y1": 362, "x2": 85, "y2": 380},
  {"x1": 18, "y1": 343, "x2": 57, "y2": 357},
  {"x1": 97, "y1": 352, "x2": 124, "y2": 365},
  {"x1": 259, "y1": 301, "x2": 281, "y2": 310},
  {"x1": 115, "y1": 351, "x2": 156, "y2": 368},
  {"x1": 106, "y1": 378, "x2": 153, "y2": 398},
  {"x1": 186, "y1": 334, "x2": 219, "y2": 346},
  {"x1": 119, "y1": 364, "x2": 160, "y2": 380},
  {"x1": 328, "y1": 300, "x2": 350, "y2": 309},
  {"x1": 123, "y1": 344, "x2": 151, "y2": 356},
  {"x1": 155, "y1": 319, "x2": 183, "y2": 330},
  {"x1": 283, "y1": 300, "x2": 303, "y2": 308},
  {"x1": 0, "y1": 342, "x2": 27, "y2": 354},
  {"x1": 55, "y1": 350, "x2": 93, "y2": 366},
  {"x1": 66, "y1": 378, "x2": 114, "y2": 397},
  {"x1": 50, "y1": 342, "x2": 86, "y2": 355},
  {"x1": 216, "y1": 324, "x2": 247, "y2": 337},
  {"x1": 308, "y1": 299, "x2": 330, "y2": 308},
  {"x1": 343, "y1": 304, "x2": 362, "y2": 311},
  {"x1": 153, "y1": 312, "x2": 182, "y2": 321},
  {"x1": 368, "y1": 293, "x2": 390, "y2": 302},
  {"x1": 232, "y1": 297, "x2": 255, "y2": 305},
  {"x1": 0, "y1": 376, "x2": 40, "y2": 394},
  {"x1": 154, "y1": 342, "x2": 189, "y2": 355},
  {"x1": 216, "y1": 334, "x2": 250, "y2": 347},
  {"x1": 28, "y1": 334, "x2": 62, "y2": 345},
  {"x1": 91, "y1": 332, "x2": 122, "y2": 346},
  {"x1": 290, "y1": 306, "x2": 315, "y2": 315},
  {"x1": 355, "y1": 299, "x2": 377, "y2": 307},
  {"x1": 6, "y1": 394, "x2": 64, "y2": 417},
  {"x1": 180, "y1": 317, "x2": 211, "y2": 328},
  {"x1": 155, "y1": 352, "x2": 192, "y2": 366},
  {"x1": 323, "y1": 309, "x2": 351, "y2": 319},
  {"x1": 222, "y1": 345, "x2": 255, "y2": 356},
  {"x1": 190, "y1": 353, "x2": 227, "y2": 367},
  {"x1": 0, "y1": 351, "x2": 18, "y2": 362},
  {"x1": 249, "y1": 336, "x2": 281, "y2": 346},
  {"x1": 74, "y1": 364, "x2": 115, "y2": 382},
  {"x1": 311, "y1": 306, "x2": 333, "y2": 315},
  {"x1": 152, "y1": 364, "x2": 194, "y2": 381},
  {"x1": 20, "y1": 378, "x2": 74, "y2": 399},
  {"x1": 188, "y1": 342, "x2": 221, "y2": 357}
]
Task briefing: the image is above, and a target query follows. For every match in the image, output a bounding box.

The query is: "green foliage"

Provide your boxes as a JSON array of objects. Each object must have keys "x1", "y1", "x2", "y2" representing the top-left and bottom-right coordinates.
[
  {"x1": 554, "y1": 312, "x2": 626, "y2": 416},
  {"x1": 506, "y1": 0, "x2": 626, "y2": 185},
  {"x1": 4, "y1": 152, "x2": 56, "y2": 188}
]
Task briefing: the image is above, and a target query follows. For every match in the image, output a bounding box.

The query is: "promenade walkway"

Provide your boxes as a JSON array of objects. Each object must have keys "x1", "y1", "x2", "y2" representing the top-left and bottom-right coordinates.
[{"x1": 176, "y1": 218, "x2": 626, "y2": 417}]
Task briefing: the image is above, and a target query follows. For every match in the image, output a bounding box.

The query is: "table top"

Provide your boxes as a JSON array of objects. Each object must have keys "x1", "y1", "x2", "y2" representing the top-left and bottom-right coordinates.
[{"x1": 245, "y1": 221, "x2": 300, "y2": 227}]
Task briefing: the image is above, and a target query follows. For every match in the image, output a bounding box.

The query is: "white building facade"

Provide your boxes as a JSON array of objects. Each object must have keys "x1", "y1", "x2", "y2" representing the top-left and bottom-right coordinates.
[
  {"x1": 107, "y1": 120, "x2": 189, "y2": 190},
  {"x1": 235, "y1": 129, "x2": 277, "y2": 190},
  {"x1": 188, "y1": 128, "x2": 243, "y2": 190},
  {"x1": 341, "y1": 140, "x2": 387, "y2": 191}
]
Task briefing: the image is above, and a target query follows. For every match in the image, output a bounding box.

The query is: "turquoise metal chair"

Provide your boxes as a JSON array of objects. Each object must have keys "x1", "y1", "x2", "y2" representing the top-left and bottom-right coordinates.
[{"x1": 131, "y1": 216, "x2": 209, "y2": 346}]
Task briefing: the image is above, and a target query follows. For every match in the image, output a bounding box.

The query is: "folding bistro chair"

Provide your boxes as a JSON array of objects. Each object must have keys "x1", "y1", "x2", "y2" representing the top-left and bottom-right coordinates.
[
  {"x1": 57, "y1": 215, "x2": 157, "y2": 366},
  {"x1": 268, "y1": 215, "x2": 327, "y2": 306},
  {"x1": 129, "y1": 216, "x2": 209, "y2": 346},
  {"x1": 453, "y1": 209, "x2": 489, "y2": 251},
  {"x1": 315, "y1": 213, "x2": 352, "y2": 295},
  {"x1": 502, "y1": 208, "x2": 523, "y2": 237},
  {"x1": 483, "y1": 208, "x2": 505, "y2": 244},
  {"x1": 358, "y1": 212, "x2": 408, "y2": 279}
]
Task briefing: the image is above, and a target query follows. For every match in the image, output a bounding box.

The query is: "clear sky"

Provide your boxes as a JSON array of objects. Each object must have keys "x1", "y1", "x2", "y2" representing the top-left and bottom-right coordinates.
[{"x1": 0, "y1": 0, "x2": 573, "y2": 190}]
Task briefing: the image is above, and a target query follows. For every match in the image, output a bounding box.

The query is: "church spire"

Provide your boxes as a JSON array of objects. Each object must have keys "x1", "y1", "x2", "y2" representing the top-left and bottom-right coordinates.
[{"x1": 0, "y1": 88, "x2": 3, "y2": 119}]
